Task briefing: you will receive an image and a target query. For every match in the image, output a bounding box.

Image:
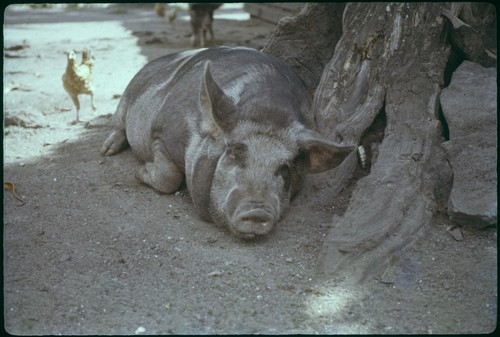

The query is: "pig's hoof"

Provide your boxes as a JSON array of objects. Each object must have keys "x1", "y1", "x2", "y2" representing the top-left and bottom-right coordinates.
[
  {"x1": 136, "y1": 166, "x2": 153, "y2": 188},
  {"x1": 101, "y1": 130, "x2": 127, "y2": 156},
  {"x1": 135, "y1": 162, "x2": 183, "y2": 194}
]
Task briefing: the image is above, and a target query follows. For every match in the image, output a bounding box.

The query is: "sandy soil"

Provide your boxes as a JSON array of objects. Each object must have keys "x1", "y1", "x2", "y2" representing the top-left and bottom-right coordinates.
[{"x1": 3, "y1": 4, "x2": 497, "y2": 334}]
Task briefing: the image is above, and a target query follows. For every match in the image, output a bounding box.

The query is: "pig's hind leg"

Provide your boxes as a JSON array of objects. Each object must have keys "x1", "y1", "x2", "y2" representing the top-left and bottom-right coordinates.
[
  {"x1": 101, "y1": 129, "x2": 128, "y2": 156},
  {"x1": 136, "y1": 138, "x2": 184, "y2": 194},
  {"x1": 101, "y1": 130, "x2": 128, "y2": 156},
  {"x1": 101, "y1": 98, "x2": 129, "y2": 156}
]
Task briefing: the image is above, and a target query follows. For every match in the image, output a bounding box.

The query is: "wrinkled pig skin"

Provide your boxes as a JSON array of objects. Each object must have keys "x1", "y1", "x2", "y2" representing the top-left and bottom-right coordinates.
[{"x1": 101, "y1": 46, "x2": 354, "y2": 238}]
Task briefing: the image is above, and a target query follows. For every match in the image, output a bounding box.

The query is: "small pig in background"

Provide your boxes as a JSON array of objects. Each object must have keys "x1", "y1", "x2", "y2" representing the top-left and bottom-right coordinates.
[
  {"x1": 101, "y1": 47, "x2": 355, "y2": 239},
  {"x1": 189, "y1": 3, "x2": 222, "y2": 47}
]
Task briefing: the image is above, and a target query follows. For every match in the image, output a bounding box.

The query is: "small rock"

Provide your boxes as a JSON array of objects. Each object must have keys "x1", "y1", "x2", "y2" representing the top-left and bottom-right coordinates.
[
  {"x1": 205, "y1": 237, "x2": 218, "y2": 244},
  {"x1": 59, "y1": 254, "x2": 71, "y2": 262},
  {"x1": 134, "y1": 326, "x2": 146, "y2": 335},
  {"x1": 207, "y1": 270, "x2": 223, "y2": 277},
  {"x1": 446, "y1": 225, "x2": 463, "y2": 241},
  {"x1": 285, "y1": 257, "x2": 294, "y2": 263}
]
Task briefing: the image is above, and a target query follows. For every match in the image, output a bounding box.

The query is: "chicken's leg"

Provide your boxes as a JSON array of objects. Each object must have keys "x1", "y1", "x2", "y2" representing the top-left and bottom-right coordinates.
[{"x1": 69, "y1": 93, "x2": 80, "y2": 124}]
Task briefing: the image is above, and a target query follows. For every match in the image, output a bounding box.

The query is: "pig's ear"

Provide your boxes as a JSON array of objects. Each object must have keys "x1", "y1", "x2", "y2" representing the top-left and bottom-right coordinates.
[
  {"x1": 296, "y1": 130, "x2": 355, "y2": 174},
  {"x1": 200, "y1": 62, "x2": 237, "y2": 137}
]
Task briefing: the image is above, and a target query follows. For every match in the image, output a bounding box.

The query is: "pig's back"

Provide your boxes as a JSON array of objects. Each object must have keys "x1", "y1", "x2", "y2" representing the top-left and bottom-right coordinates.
[{"x1": 124, "y1": 47, "x2": 310, "y2": 167}]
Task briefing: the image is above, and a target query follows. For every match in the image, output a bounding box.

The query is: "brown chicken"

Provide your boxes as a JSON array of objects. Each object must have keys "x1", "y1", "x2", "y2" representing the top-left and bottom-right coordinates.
[
  {"x1": 62, "y1": 48, "x2": 96, "y2": 123},
  {"x1": 155, "y1": 3, "x2": 177, "y2": 24},
  {"x1": 154, "y1": 3, "x2": 165, "y2": 17}
]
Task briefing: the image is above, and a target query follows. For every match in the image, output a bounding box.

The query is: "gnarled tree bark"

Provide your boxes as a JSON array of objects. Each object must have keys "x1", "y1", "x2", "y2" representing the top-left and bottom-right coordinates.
[
  {"x1": 316, "y1": 2, "x2": 454, "y2": 282},
  {"x1": 265, "y1": 2, "x2": 472, "y2": 282},
  {"x1": 263, "y1": 3, "x2": 345, "y2": 97}
]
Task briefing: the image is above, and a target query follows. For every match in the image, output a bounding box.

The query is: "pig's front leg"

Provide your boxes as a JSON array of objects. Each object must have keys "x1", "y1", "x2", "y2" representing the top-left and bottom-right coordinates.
[{"x1": 135, "y1": 139, "x2": 184, "y2": 194}]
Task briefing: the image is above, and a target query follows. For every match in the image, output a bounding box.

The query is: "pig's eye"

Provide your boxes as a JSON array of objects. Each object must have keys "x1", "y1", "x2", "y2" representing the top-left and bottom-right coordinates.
[
  {"x1": 226, "y1": 143, "x2": 248, "y2": 165},
  {"x1": 276, "y1": 163, "x2": 292, "y2": 192}
]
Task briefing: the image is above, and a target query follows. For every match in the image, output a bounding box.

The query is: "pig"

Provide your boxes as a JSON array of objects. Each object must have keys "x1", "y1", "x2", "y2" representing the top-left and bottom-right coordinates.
[
  {"x1": 101, "y1": 46, "x2": 355, "y2": 239},
  {"x1": 188, "y1": 3, "x2": 221, "y2": 47}
]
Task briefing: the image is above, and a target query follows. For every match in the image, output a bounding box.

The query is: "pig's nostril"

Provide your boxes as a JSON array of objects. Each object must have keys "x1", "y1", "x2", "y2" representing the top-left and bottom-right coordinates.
[
  {"x1": 241, "y1": 215, "x2": 270, "y2": 225},
  {"x1": 234, "y1": 208, "x2": 275, "y2": 235}
]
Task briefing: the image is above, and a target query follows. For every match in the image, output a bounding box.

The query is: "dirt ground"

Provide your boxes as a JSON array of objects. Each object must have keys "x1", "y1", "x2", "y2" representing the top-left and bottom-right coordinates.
[{"x1": 3, "y1": 4, "x2": 497, "y2": 334}]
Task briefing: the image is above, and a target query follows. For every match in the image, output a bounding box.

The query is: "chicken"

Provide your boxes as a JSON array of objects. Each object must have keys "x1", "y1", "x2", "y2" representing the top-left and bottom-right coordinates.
[
  {"x1": 166, "y1": 7, "x2": 178, "y2": 24},
  {"x1": 155, "y1": 3, "x2": 177, "y2": 24},
  {"x1": 62, "y1": 48, "x2": 96, "y2": 124},
  {"x1": 154, "y1": 3, "x2": 165, "y2": 17}
]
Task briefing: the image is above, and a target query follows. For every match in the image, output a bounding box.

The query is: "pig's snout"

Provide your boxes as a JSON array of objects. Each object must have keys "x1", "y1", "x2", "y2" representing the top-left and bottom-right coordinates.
[{"x1": 231, "y1": 202, "x2": 278, "y2": 238}]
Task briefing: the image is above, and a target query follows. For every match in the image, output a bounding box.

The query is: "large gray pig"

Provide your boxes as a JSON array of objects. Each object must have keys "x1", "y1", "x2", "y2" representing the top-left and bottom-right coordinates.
[{"x1": 101, "y1": 46, "x2": 354, "y2": 239}]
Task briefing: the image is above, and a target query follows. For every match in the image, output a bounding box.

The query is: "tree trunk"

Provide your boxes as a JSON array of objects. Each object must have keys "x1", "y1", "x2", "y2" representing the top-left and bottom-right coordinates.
[
  {"x1": 263, "y1": 3, "x2": 345, "y2": 97},
  {"x1": 317, "y1": 2, "x2": 456, "y2": 282},
  {"x1": 266, "y1": 2, "x2": 465, "y2": 282}
]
